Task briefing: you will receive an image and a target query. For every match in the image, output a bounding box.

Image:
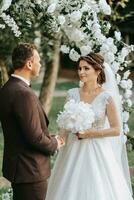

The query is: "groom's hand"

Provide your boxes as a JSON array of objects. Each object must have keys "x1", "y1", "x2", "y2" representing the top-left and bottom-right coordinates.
[{"x1": 55, "y1": 135, "x2": 65, "y2": 149}]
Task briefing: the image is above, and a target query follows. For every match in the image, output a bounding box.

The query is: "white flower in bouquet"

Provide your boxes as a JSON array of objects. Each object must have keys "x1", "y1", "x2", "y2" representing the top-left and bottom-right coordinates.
[{"x1": 57, "y1": 99, "x2": 95, "y2": 134}]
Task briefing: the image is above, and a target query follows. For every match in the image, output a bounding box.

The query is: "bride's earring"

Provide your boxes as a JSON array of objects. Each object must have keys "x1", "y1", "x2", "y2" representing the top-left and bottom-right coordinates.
[{"x1": 79, "y1": 80, "x2": 84, "y2": 88}]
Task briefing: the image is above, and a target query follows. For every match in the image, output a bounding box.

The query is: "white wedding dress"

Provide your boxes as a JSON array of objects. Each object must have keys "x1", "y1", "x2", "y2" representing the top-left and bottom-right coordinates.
[{"x1": 46, "y1": 88, "x2": 133, "y2": 200}]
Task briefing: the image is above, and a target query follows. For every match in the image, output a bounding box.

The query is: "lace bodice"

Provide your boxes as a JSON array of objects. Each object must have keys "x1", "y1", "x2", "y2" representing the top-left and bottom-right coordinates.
[{"x1": 67, "y1": 88, "x2": 111, "y2": 130}]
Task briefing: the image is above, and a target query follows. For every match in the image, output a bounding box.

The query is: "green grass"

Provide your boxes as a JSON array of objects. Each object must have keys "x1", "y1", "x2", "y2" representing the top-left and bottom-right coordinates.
[
  {"x1": 128, "y1": 150, "x2": 134, "y2": 166},
  {"x1": 55, "y1": 82, "x2": 78, "y2": 91},
  {"x1": 31, "y1": 82, "x2": 42, "y2": 91},
  {"x1": 128, "y1": 106, "x2": 134, "y2": 136}
]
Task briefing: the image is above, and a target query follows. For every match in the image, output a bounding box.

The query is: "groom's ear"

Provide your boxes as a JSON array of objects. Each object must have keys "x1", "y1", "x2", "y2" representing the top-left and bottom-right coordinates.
[{"x1": 26, "y1": 60, "x2": 33, "y2": 71}]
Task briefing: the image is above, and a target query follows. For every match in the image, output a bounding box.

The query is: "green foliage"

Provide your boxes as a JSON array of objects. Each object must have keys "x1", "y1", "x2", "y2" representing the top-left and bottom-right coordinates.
[
  {"x1": 128, "y1": 105, "x2": 134, "y2": 136},
  {"x1": 0, "y1": 0, "x2": 57, "y2": 67},
  {"x1": 131, "y1": 176, "x2": 134, "y2": 193},
  {"x1": 106, "y1": 0, "x2": 134, "y2": 30}
]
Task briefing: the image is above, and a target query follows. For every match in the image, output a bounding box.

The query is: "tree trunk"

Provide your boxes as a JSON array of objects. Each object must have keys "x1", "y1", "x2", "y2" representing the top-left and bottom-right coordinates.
[
  {"x1": 0, "y1": 59, "x2": 9, "y2": 87},
  {"x1": 39, "y1": 35, "x2": 61, "y2": 115}
]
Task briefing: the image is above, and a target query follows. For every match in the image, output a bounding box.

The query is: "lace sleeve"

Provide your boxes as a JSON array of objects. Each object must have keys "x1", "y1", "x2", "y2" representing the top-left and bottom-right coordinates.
[{"x1": 106, "y1": 96, "x2": 120, "y2": 131}]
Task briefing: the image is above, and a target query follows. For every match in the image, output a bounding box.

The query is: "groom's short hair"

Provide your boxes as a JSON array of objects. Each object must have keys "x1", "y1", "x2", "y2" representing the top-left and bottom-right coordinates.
[{"x1": 12, "y1": 43, "x2": 37, "y2": 70}]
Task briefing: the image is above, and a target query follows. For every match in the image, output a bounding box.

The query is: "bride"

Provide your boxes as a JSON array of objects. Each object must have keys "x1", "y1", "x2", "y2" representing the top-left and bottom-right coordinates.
[{"x1": 46, "y1": 53, "x2": 133, "y2": 200}]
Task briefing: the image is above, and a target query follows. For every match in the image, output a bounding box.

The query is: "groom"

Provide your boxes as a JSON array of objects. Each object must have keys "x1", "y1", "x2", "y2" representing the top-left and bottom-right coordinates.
[{"x1": 0, "y1": 43, "x2": 65, "y2": 200}]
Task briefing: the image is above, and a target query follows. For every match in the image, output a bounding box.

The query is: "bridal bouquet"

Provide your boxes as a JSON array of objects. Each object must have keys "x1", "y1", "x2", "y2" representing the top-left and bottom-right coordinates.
[{"x1": 57, "y1": 99, "x2": 95, "y2": 134}]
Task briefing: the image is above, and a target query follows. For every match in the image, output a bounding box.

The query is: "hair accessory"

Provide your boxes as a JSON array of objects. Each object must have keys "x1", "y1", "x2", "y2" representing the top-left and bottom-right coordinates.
[{"x1": 82, "y1": 55, "x2": 103, "y2": 69}]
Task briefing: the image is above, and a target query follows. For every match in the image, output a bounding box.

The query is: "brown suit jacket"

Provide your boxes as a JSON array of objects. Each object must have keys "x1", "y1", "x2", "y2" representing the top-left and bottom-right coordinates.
[{"x1": 0, "y1": 77, "x2": 57, "y2": 183}]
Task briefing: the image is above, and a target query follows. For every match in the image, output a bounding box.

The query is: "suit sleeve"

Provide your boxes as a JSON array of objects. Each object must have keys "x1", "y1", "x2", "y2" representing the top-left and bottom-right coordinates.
[{"x1": 13, "y1": 90, "x2": 58, "y2": 155}]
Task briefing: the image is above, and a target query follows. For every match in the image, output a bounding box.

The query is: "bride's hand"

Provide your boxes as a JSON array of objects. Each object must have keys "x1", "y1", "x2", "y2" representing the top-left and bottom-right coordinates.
[{"x1": 77, "y1": 129, "x2": 93, "y2": 139}]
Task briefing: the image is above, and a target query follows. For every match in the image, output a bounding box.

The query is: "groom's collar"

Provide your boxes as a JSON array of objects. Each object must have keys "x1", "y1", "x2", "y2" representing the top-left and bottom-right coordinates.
[{"x1": 11, "y1": 74, "x2": 30, "y2": 86}]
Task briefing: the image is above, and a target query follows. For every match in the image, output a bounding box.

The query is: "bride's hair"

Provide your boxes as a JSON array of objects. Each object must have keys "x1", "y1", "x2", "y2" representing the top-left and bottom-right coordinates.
[{"x1": 77, "y1": 52, "x2": 106, "y2": 85}]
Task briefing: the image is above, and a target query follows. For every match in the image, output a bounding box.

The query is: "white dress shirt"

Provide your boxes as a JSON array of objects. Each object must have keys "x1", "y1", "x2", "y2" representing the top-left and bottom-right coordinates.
[{"x1": 11, "y1": 74, "x2": 30, "y2": 86}]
